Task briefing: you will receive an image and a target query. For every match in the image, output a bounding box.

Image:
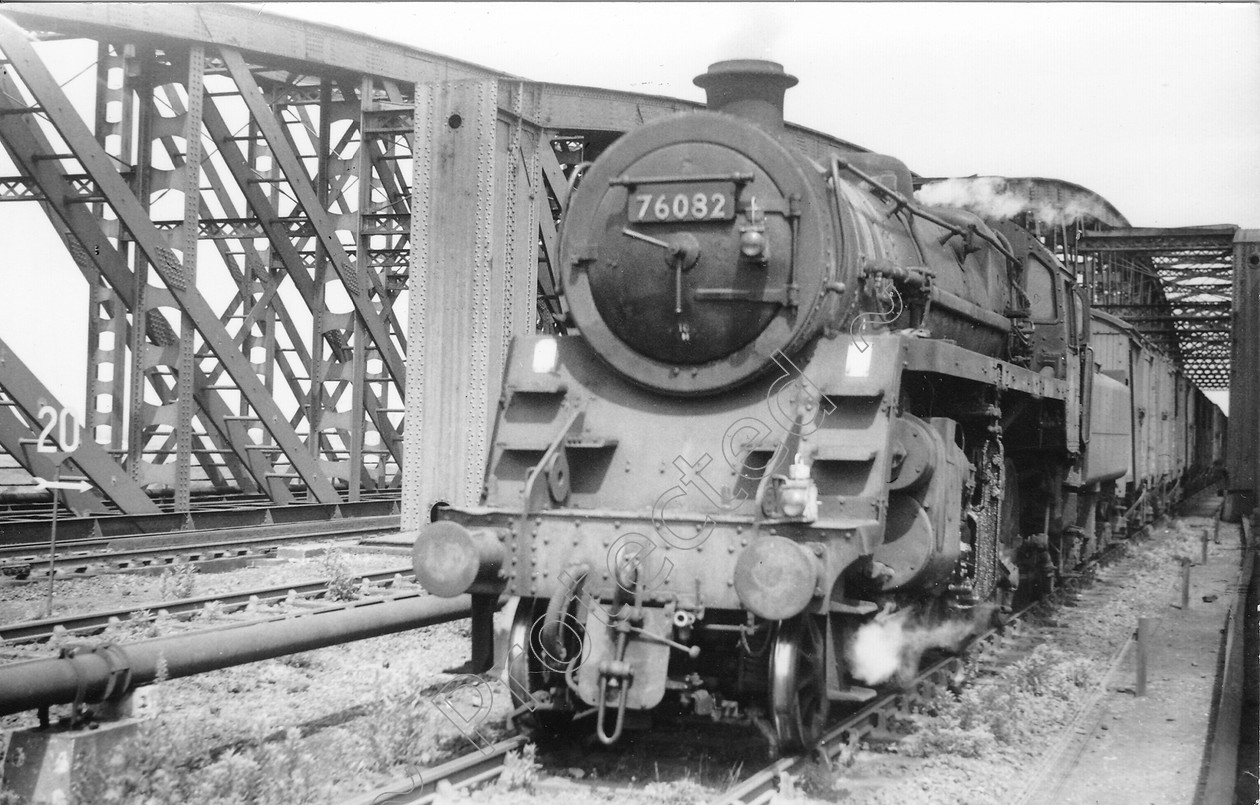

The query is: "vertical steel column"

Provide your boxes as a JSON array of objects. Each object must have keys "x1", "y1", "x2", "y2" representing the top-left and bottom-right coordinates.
[
  {"x1": 498, "y1": 85, "x2": 523, "y2": 367},
  {"x1": 175, "y1": 45, "x2": 205, "y2": 513},
  {"x1": 356, "y1": 91, "x2": 412, "y2": 488},
  {"x1": 308, "y1": 81, "x2": 331, "y2": 489},
  {"x1": 348, "y1": 76, "x2": 373, "y2": 502},
  {"x1": 248, "y1": 117, "x2": 275, "y2": 435},
  {"x1": 500, "y1": 83, "x2": 541, "y2": 359},
  {"x1": 84, "y1": 42, "x2": 133, "y2": 454},
  {"x1": 1226, "y1": 230, "x2": 1260, "y2": 519},
  {"x1": 124, "y1": 50, "x2": 155, "y2": 484},
  {"x1": 404, "y1": 79, "x2": 498, "y2": 529}
]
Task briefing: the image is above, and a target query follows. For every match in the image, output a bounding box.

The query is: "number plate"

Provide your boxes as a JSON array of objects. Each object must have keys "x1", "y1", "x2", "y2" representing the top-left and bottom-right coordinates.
[{"x1": 627, "y1": 183, "x2": 736, "y2": 223}]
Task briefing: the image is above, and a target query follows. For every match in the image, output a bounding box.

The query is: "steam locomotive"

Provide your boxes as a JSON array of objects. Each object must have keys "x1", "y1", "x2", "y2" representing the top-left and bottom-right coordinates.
[{"x1": 412, "y1": 60, "x2": 1225, "y2": 751}]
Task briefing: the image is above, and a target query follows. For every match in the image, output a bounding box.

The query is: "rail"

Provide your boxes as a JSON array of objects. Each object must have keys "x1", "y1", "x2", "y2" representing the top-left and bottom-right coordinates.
[
  {"x1": 343, "y1": 735, "x2": 529, "y2": 805},
  {"x1": 0, "y1": 514, "x2": 401, "y2": 575},
  {"x1": 713, "y1": 544, "x2": 1130, "y2": 805},
  {"x1": 0, "y1": 495, "x2": 403, "y2": 544},
  {"x1": 1, "y1": 566, "x2": 414, "y2": 645},
  {"x1": 712, "y1": 626, "x2": 1011, "y2": 804}
]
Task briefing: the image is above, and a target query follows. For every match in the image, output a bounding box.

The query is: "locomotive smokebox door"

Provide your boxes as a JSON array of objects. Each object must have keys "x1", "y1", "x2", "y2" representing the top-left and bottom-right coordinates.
[{"x1": 558, "y1": 60, "x2": 846, "y2": 396}]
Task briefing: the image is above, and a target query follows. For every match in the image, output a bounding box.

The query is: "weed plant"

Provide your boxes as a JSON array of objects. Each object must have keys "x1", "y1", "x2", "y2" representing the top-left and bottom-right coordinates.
[
  {"x1": 898, "y1": 526, "x2": 1201, "y2": 761},
  {"x1": 159, "y1": 563, "x2": 198, "y2": 600},
  {"x1": 360, "y1": 672, "x2": 449, "y2": 771},
  {"x1": 899, "y1": 644, "x2": 1099, "y2": 758},
  {"x1": 498, "y1": 743, "x2": 540, "y2": 794},
  {"x1": 198, "y1": 599, "x2": 225, "y2": 622},
  {"x1": 642, "y1": 778, "x2": 710, "y2": 804},
  {"x1": 63, "y1": 660, "x2": 513, "y2": 804},
  {"x1": 72, "y1": 717, "x2": 333, "y2": 805},
  {"x1": 322, "y1": 549, "x2": 358, "y2": 601}
]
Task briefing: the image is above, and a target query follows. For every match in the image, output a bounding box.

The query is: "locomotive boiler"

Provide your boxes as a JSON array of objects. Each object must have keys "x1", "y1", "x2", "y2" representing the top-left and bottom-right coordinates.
[{"x1": 412, "y1": 60, "x2": 1140, "y2": 751}]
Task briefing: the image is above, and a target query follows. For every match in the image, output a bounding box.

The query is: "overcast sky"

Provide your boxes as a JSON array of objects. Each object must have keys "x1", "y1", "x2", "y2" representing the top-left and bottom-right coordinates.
[
  {"x1": 277, "y1": 1, "x2": 1260, "y2": 228},
  {"x1": 0, "y1": 2, "x2": 1254, "y2": 420}
]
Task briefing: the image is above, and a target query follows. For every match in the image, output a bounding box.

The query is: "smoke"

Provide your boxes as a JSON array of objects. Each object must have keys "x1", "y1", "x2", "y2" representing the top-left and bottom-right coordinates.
[
  {"x1": 914, "y1": 177, "x2": 1111, "y2": 227},
  {"x1": 717, "y1": 15, "x2": 786, "y2": 63},
  {"x1": 845, "y1": 605, "x2": 994, "y2": 687}
]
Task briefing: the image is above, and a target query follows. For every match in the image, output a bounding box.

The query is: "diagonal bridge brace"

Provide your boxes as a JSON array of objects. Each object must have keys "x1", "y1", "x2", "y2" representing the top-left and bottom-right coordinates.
[
  {"x1": 196, "y1": 84, "x2": 405, "y2": 472},
  {"x1": 0, "y1": 59, "x2": 276, "y2": 501},
  {"x1": 0, "y1": 45, "x2": 285, "y2": 501},
  {"x1": 0, "y1": 336, "x2": 160, "y2": 515},
  {"x1": 0, "y1": 17, "x2": 340, "y2": 503},
  {"x1": 219, "y1": 48, "x2": 407, "y2": 395}
]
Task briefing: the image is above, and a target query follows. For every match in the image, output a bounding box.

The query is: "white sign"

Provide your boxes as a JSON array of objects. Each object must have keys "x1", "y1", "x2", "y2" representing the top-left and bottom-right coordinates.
[
  {"x1": 34, "y1": 477, "x2": 92, "y2": 493},
  {"x1": 36, "y1": 404, "x2": 80, "y2": 453}
]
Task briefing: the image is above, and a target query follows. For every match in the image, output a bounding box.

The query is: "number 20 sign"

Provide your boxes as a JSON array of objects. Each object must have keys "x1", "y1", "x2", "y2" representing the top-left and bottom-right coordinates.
[{"x1": 36, "y1": 405, "x2": 80, "y2": 453}]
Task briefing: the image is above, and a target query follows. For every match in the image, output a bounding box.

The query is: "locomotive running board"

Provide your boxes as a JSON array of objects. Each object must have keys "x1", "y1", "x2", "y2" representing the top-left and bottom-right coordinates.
[{"x1": 901, "y1": 339, "x2": 1069, "y2": 400}]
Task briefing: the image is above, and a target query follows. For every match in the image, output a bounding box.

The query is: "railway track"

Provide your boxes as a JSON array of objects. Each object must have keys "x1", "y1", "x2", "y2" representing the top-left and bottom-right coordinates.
[
  {"x1": 713, "y1": 619, "x2": 1027, "y2": 804},
  {"x1": 342, "y1": 607, "x2": 1042, "y2": 805},
  {"x1": 3, "y1": 512, "x2": 1200, "y2": 802},
  {"x1": 0, "y1": 488, "x2": 403, "y2": 524},
  {"x1": 0, "y1": 514, "x2": 401, "y2": 578},
  {"x1": 714, "y1": 527, "x2": 1199, "y2": 804},
  {"x1": 343, "y1": 736, "x2": 531, "y2": 805},
  {"x1": 344, "y1": 543, "x2": 1128, "y2": 805},
  {"x1": 0, "y1": 565, "x2": 415, "y2": 646},
  {"x1": 1005, "y1": 617, "x2": 1140, "y2": 805},
  {"x1": 0, "y1": 494, "x2": 402, "y2": 545}
]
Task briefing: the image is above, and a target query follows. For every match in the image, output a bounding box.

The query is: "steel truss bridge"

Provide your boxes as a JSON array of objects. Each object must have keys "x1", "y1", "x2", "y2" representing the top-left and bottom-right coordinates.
[
  {"x1": 1079, "y1": 226, "x2": 1240, "y2": 389},
  {"x1": 0, "y1": 4, "x2": 1249, "y2": 532}
]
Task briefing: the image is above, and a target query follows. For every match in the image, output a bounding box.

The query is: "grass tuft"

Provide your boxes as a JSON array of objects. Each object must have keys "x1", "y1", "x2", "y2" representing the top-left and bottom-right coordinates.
[{"x1": 322, "y1": 549, "x2": 358, "y2": 602}]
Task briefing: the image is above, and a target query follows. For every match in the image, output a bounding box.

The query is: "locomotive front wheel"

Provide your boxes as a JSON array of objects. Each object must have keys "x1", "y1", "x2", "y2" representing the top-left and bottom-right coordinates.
[
  {"x1": 769, "y1": 614, "x2": 830, "y2": 751},
  {"x1": 506, "y1": 597, "x2": 581, "y2": 734}
]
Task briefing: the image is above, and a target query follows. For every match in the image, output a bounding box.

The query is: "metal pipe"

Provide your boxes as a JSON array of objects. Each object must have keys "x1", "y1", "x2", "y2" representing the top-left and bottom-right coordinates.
[
  {"x1": 928, "y1": 286, "x2": 1015, "y2": 334},
  {"x1": 0, "y1": 593, "x2": 471, "y2": 716},
  {"x1": 833, "y1": 157, "x2": 1018, "y2": 264}
]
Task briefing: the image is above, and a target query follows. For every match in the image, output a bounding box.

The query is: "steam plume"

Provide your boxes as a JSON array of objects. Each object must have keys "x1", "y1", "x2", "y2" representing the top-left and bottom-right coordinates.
[
  {"x1": 845, "y1": 605, "x2": 993, "y2": 687},
  {"x1": 915, "y1": 176, "x2": 1110, "y2": 227}
]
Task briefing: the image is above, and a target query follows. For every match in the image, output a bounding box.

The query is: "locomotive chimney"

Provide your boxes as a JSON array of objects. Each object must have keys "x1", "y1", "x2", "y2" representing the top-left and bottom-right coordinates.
[{"x1": 693, "y1": 59, "x2": 798, "y2": 130}]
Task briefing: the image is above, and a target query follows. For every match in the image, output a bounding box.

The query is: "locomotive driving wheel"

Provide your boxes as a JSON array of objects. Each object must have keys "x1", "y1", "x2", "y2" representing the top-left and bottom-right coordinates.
[
  {"x1": 769, "y1": 614, "x2": 830, "y2": 751},
  {"x1": 506, "y1": 597, "x2": 582, "y2": 733}
]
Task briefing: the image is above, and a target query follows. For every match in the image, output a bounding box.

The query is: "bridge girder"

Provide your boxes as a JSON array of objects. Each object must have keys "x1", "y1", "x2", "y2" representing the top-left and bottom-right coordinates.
[{"x1": 1078, "y1": 227, "x2": 1238, "y2": 389}]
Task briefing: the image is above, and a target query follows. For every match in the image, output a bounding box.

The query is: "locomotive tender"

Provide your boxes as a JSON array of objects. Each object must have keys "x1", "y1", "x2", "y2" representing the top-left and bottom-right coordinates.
[{"x1": 412, "y1": 60, "x2": 1224, "y2": 750}]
